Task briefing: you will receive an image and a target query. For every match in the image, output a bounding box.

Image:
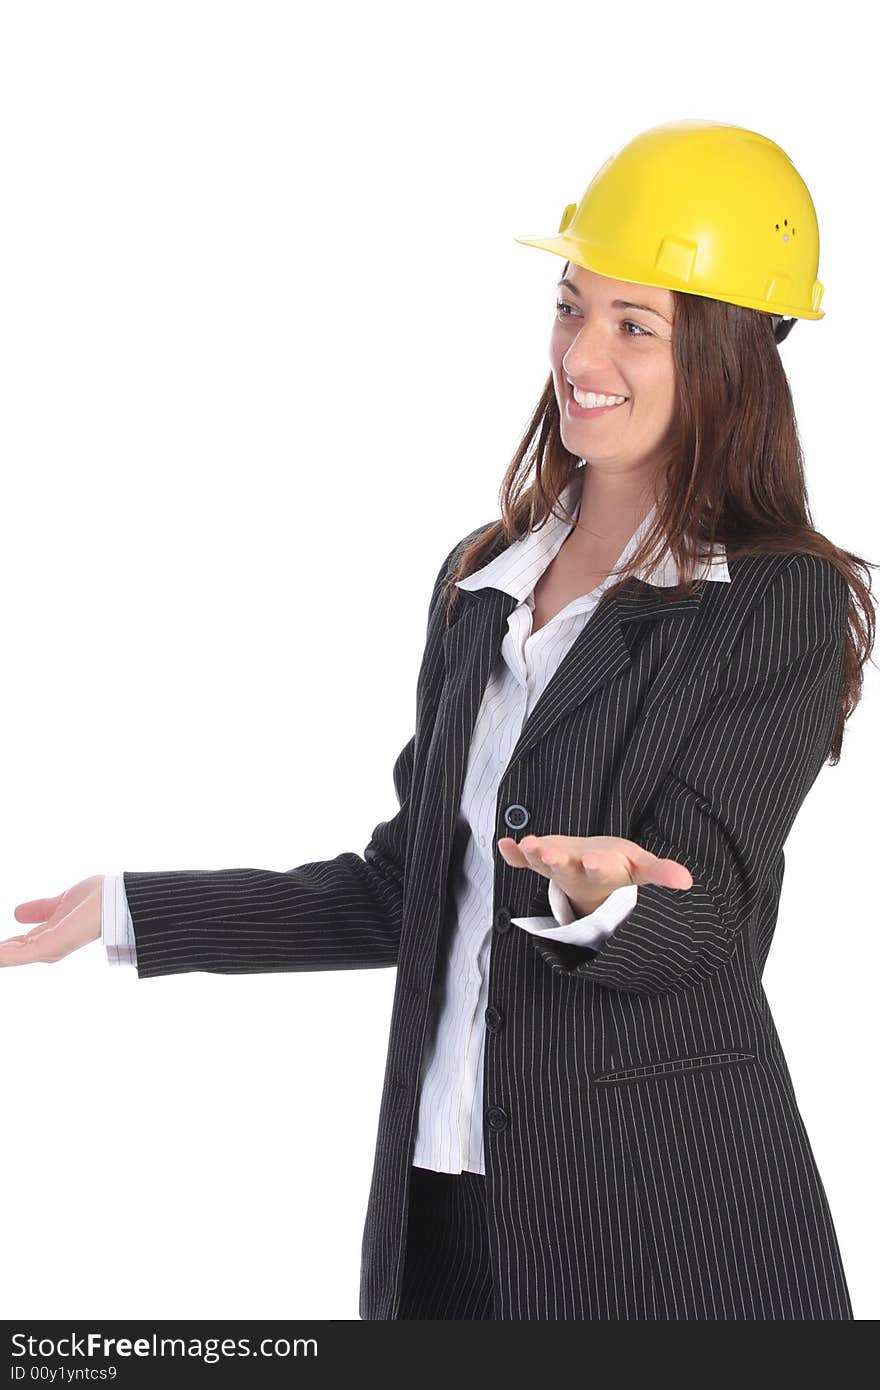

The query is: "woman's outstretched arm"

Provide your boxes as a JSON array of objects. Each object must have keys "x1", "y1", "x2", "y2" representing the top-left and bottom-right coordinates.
[{"x1": 2, "y1": 538, "x2": 465, "y2": 979}]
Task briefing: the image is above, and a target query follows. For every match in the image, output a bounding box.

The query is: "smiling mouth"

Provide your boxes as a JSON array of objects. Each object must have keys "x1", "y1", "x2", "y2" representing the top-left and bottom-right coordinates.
[{"x1": 567, "y1": 383, "x2": 629, "y2": 413}]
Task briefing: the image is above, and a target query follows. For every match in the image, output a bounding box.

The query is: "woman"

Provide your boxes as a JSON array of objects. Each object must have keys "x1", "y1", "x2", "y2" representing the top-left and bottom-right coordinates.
[{"x1": 2, "y1": 119, "x2": 874, "y2": 1320}]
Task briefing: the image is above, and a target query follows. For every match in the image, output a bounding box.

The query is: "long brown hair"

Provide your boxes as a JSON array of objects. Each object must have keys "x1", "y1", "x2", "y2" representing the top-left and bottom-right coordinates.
[{"x1": 442, "y1": 260, "x2": 876, "y2": 764}]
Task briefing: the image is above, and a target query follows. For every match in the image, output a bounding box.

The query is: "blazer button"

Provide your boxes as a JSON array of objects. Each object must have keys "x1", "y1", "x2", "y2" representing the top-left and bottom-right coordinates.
[
  {"x1": 504, "y1": 804, "x2": 529, "y2": 830},
  {"x1": 484, "y1": 1005, "x2": 504, "y2": 1032},
  {"x1": 494, "y1": 905, "x2": 512, "y2": 934},
  {"x1": 485, "y1": 1105, "x2": 509, "y2": 1132}
]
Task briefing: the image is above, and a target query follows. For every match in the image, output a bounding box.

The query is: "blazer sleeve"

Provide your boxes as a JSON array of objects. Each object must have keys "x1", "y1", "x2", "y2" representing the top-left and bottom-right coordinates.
[
  {"x1": 122, "y1": 541, "x2": 459, "y2": 981},
  {"x1": 528, "y1": 552, "x2": 848, "y2": 996}
]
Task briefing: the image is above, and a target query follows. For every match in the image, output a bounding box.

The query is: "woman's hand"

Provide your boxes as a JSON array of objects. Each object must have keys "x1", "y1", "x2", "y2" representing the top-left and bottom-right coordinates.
[
  {"x1": 1, "y1": 875, "x2": 105, "y2": 967},
  {"x1": 497, "y1": 834, "x2": 693, "y2": 917}
]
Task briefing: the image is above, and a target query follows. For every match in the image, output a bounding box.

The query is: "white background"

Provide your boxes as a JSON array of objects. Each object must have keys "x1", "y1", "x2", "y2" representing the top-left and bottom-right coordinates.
[{"x1": 1, "y1": 0, "x2": 876, "y2": 1321}]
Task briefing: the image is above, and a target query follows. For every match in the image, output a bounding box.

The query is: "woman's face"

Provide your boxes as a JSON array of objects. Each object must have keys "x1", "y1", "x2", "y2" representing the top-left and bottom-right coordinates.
[{"x1": 550, "y1": 263, "x2": 677, "y2": 475}]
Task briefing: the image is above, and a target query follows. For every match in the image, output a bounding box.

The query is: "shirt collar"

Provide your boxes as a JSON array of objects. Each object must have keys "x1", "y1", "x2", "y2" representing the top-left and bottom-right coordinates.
[{"x1": 455, "y1": 472, "x2": 730, "y2": 601}]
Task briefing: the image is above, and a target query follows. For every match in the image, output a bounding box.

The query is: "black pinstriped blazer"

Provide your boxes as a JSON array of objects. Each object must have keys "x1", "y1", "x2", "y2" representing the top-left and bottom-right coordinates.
[{"x1": 122, "y1": 519, "x2": 855, "y2": 1321}]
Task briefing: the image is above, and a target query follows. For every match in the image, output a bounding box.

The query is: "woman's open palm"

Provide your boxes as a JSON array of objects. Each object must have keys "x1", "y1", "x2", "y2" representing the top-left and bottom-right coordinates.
[
  {"x1": 1, "y1": 875, "x2": 104, "y2": 967},
  {"x1": 497, "y1": 834, "x2": 693, "y2": 914}
]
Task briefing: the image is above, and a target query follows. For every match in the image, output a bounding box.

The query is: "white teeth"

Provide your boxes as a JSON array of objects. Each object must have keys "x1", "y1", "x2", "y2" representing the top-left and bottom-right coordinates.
[{"x1": 572, "y1": 388, "x2": 627, "y2": 408}]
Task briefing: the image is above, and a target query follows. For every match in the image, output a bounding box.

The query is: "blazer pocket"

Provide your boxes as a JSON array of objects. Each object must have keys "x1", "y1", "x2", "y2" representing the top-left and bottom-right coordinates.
[{"x1": 592, "y1": 1049, "x2": 757, "y2": 1085}]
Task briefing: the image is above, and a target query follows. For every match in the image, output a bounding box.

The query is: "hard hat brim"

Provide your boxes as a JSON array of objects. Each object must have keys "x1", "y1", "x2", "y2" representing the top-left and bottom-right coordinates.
[{"x1": 514, "y1": 233, "x2": 823, "y2": 321}]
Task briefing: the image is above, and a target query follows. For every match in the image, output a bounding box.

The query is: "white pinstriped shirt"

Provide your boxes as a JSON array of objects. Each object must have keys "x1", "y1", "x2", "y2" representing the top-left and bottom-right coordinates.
[{"x1": 102, "y1": 471, "x2": 730, "y2": 1176}]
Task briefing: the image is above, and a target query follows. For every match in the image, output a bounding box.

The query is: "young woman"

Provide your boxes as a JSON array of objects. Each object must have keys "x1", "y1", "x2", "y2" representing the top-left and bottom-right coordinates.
[{"x1": 3, "y1": 119, "x2": 874, "y2": 1321}]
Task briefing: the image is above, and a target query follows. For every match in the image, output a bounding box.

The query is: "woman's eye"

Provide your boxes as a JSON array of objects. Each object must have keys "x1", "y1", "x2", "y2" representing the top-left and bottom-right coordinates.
[{"x1": 554, "y1": 301, "x2": 650, "y2": 338}]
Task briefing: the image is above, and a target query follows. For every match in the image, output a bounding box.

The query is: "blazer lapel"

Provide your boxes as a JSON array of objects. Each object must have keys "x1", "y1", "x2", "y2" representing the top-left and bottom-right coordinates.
[
  {"x1": 440, "y1": 584, "x2": 518, "y2": 758},
  {"x1": 440, "y1": 571, "x2": 709, "y2": 787}
]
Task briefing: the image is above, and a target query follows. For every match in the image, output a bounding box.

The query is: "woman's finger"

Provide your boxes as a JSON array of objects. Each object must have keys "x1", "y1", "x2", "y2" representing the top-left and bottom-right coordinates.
[
  {"x1": 496, "y1": 836, "x2": 535, "y2": 868},
  {"x1": 13, "y1": 897, "x2": 61, "y2": 924},
  {"x1": 503, "y1": 835, "x2": 623, "y2": 895},
  {"x1": 509, "y1": 835, "x2": 562, "y2": 879},
  {"x1": 0, "y1": 916, "x2": 86, "y2": 967},
  {"x1": 630, "y1": 852, "x2": 693, "y2": 891}
]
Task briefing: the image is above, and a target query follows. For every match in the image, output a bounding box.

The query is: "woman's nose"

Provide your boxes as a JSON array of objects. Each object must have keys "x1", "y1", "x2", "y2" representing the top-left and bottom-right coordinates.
[
  {"x1": 562, "y1": 324, "x2": 614, "y2": 376},
  {"x1": 563, "y1": 346, "x2": 613, "y2": 382}
]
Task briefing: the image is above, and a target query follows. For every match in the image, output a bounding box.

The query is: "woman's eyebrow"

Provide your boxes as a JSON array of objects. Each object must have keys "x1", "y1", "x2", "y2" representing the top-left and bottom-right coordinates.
[{"x1": 557, "y1": 277, "x2": 670, "y2": 323}]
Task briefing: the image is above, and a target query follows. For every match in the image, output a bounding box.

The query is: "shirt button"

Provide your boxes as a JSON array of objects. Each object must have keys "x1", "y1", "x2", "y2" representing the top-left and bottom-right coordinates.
[{"x1": 504, "y1": 804, "x2": 529, "y2": 830}]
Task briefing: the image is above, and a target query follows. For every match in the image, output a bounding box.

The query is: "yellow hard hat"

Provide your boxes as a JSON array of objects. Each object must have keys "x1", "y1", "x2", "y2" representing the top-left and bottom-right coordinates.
[{"x1": 514, "y1": 119, "x2": 824, "y2": 336}]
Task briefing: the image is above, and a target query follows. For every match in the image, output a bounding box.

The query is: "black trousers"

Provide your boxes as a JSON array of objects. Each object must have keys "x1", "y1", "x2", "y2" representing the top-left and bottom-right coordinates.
[{"x1": 395, "y1": 1163, "x2": 496, "y2": 1319}]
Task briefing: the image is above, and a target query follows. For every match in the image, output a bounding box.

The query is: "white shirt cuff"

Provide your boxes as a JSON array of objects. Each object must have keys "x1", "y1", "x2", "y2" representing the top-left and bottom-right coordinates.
[
  {"x1": 511, "y1": 879, "x2": 638, "y2": 948},
  {"x1": 102, "y1": 874, "x2": 138, "y2": 966}
]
